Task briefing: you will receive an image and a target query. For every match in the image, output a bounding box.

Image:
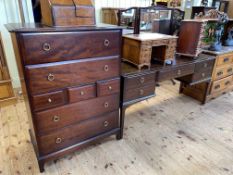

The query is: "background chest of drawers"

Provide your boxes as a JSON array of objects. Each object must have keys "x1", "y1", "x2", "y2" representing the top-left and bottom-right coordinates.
[{"x1": 7, "y1": 24, "x2": 122, "y2": 172}]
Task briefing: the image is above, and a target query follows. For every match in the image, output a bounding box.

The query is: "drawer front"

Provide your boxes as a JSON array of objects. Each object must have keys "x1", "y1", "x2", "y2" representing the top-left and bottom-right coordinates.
[
  {"x1": 25, "y1": 56, "x2": 120, "y2": 95},
  {"x1": 195, "y1": 59, "x2": 215, "y2": 72},
  {"x1": 192, "y1": 70, "x2": 212, "y2": 82},
  {"x1": 38, "y1": 110, "x2": 119, "y2": 155},
  {"x1": 68, "y1": 84, "x2": 96, "y2": 103},
  {"x1": 97, "y1": 78, "x2": 120, "y2": 97},
  {"x1": 211, "y1": 76, "x2": 232, "y2": 93},
  {"x1": 158, "y1": 64, "x2": 195, "y2": 82},
  {"x1": 123, "y1": 83, "x2": 155, "y2": 102},
  {"x1": 31, "y1": 90, "x2": 66, "y2": 112},
  {"x1": 213, "y1": 64, "x2": 233, "y2": 81},
  {"x1": 124, "y1": 72, "x2": 155, "y2": 90},
  {"x1": 152, "y1": 39, "x2": 169, "y2": 46},
  {"x1": 216, "y1": 53, "x2": 233, "y2": 66},
  {"x1": 19, "y1": 30, "x2": 121, "y2": 65},
  {"x1": 35, "y1": 94, "x2": 120, "y2": 134}
]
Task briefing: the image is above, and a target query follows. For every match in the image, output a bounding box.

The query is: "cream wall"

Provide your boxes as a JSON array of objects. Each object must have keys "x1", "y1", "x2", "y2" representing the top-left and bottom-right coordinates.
[{"x1": 0, "y1": 0, "x2": 34, "y2": 88}]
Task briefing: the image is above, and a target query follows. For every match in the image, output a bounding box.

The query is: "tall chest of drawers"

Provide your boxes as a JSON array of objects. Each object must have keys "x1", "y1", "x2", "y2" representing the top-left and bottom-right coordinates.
[{"x1": 7, "y1": 24, "x2": 122, "y2": 172}]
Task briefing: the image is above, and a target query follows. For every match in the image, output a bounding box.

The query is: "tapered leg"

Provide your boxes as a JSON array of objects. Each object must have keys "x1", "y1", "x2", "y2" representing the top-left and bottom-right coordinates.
[
  {"x1": 116, "y1": 106, "x2": 126, "y2": 140},
  {"x1": 38, "y1": 160, "x2": 45, "y2": 173}
]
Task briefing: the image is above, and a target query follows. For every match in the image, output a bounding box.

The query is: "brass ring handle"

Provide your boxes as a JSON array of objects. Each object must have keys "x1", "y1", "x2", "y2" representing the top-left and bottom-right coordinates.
[
  {"x1": 47, "y1": 73, "x2": 55, "y2": 81},
  {"x1": 104, "y1": 102, "x2": 109, "y2": 108},
  {"x1": 80, "y1": 91, "x2": 85, "y2": 96},
  {"x1": 53, "y1": 115, "x2": 60, "y2": 122},
  {"x1": 55, "y1": 138, "x2": 62, "y2": 144},
  {"x1": 140, "y1": 89, "x2": 144, "y2": 95},
  {"x1": 43, "y1": 43, "x2": 51, "y2": 51},
  {"x1": 104, "y1": 65, "x2": 109, "y2": 72},
  {"x1": 104, "y1": 121, "x2": 109, "y2": 127},
  {"x1": 108, "y1": 86, "x2": 112, "y2": 91},
  {"x1": 48, "y1": 98, "x2": 52, "y2": 103},
  {"x1": 140, "y1": 77, "x2": 145, "y2": 84},
  {"x1": 104, "y1": 39, "x2": 110, "y2": 47}
]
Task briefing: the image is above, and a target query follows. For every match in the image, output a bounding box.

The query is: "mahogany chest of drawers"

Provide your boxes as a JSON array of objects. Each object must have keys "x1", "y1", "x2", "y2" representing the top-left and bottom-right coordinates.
[{"x1": 7, "y1": 24, "x2": 122, "y2": 172}]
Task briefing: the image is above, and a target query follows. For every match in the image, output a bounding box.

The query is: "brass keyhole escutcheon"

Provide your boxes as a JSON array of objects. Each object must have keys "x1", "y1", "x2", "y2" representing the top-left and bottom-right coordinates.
[
  {"x1": 47, "y1": 73, "x2": 55, "y2": 81},
  {"x1": 104, "y1": 39, "x2": 110, "y2": 47},
  {"x1": 104, "y1": 121, "x2": 109, "y2": 127},
  {"x1": 140, "y1": 77, "x2": 145, "y2": 84},
  {"x1": 80, "y1": 91, "x2": 85, "y2": 96},
  {"x1": 104, "y1": 65, "x2": 109, "y2": 72},
  {"x1": 48, "y1": 98, "x2": 52, "y2": 103},
  {"x1": 104, "y1": 102, "x2": 109, "y2": 108},
  {"x1": 108, "y1": 86, "x2": 112, "y2": 90}
]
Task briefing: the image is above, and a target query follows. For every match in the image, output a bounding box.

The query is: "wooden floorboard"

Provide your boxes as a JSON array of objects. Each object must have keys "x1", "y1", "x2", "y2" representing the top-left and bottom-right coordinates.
[{"x1": 0, "y1": 81, "x2": 233, "y2": 175}]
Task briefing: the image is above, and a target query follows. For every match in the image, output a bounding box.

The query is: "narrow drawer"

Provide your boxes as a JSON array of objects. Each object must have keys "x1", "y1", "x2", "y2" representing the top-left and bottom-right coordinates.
[
  {"x1": 216, "y1": 53, "x2": 233, "y2": 66},
  {"x1": 97, "y1": 78, "x2": 120, "y2": 97},
  {"x1": 31, "y1": 90, "x2": 66, "y2": 112},
  {"x1": 195, "y1": 59, "x2": 215, "y2": 72},
  {"x1": 38, "y1": 110, "x2": 119, "y2": 155},
  {"x1": 25, "y1": 56, "x2": 120, "y2": 95},
  {"x1": 68, "y1": 84, "x2": 96, "y2": 103},
  {"x1": 210, "y1": 76, "x2": 232, "y2": 93},
  {"x1": 35, "y1": 94, "x2": 120, "y2": 134},
  {"x1": 123, "y1": 83, "x2": 155, "y2": 102},
  {"x1": 124, "y1": 72, "x2": 155, "y2": 90},
  {"x1": 19, "y1": 30, "x2": 121, "y2": 65},
  {"x1": 213, "y1": 64, "x2": 233, "y2": 81},
  {"x1": 152, "y1": 39, "x2": 169, "y2": 46},
  {"x1": 157, "y1": 63, "x2": 195, "y2": 82}
]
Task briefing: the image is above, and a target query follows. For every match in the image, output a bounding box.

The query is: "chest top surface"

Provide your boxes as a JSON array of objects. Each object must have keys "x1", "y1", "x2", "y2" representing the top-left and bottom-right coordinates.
[{"x1": 123, "y1": 33, "x2": 178, "y2": 41}]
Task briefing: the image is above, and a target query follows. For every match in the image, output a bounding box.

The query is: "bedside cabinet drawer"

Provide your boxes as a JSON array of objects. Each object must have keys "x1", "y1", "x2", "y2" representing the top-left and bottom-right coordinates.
[
  {"x1": 213, "y1": 64, "x2": 233, "y2": 81},
  {"x1": 68, "y1": 84, "x2": 96, "y2": 103},
  {"x1": 38, "y1": 110, "x2": 119, "y2": 155},
  {"x1": 123, "y1": 83, "x2": 155, "y2": 103},
  {"x1": 19, "y1": 30, "x2": 121, "y2": 65},
  {"x1": 25, "y1": 56, "x2": 120, "y2": 95},
  {"x1": 124, "y1": 72, "x2": 155, "y2": 90},
  {"x1": 210, "y1": 76, "x2": 232, "y2": 94},
  {"x1": 216, "y1": 53, "x2": 233, "y2": 66},
  {"x1": 31, "y1": 90, "x2": 66, "y2": 112},
  {"x1": 35, "y1": 94, "x2": 120, "y2": 134},
  {"x1": 97, "y1": 78, "x2": 120, "y2": 97}
]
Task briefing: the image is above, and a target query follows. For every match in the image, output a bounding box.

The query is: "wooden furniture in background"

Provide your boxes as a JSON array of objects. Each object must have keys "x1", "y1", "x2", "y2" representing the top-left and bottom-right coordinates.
[
  {"x1": 7, "y1": 23, "x2": 122, "y2": 172},
  {"x1": 0, "y1": 33, "x2": 16, "y2": 105},
  {"x1": 212, "y1": 0, "x2": 229, "y2": 13},
  {"x1": 191, "y1": 6, "x2": 216, "y2": 19},
  {"x1": 123, "y1": 33, "x2": 177, "y2": 69},
  {"x1": 102, "y1": 8, "x2": 124, "y2": 25},
  {"x1": 40, "y1": 0, "x2": 96, "y2": 27},
  {"x1": 180, "y1": 47, "x2": 233, "y2": 103}
]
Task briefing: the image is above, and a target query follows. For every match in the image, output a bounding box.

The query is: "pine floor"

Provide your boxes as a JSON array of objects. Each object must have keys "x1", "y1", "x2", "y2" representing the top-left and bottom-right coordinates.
[{"x1": 0, "y1": 81, "x2": 233, "y2": 175}]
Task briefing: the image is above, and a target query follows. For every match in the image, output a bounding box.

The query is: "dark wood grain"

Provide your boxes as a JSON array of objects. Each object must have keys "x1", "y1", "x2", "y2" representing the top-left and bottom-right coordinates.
[
  {"x1": 25, "y1": 56, "x2": 120, "y2": 95},
  {"x1": 97, "y1": 78, "x2": 120, "y2": 97},
  {"x1": 19, "y1": 31, "x2": 121, "y2": 65},
  {"x1": 35, "y1": 94, "x2": 120, "y2": 135},
  {"x1": 38, "y1": 110, "x2": 119, "y2": 155}
]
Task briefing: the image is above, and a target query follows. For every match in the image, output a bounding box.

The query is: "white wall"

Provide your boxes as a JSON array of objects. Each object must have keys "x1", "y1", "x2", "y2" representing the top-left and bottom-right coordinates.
[{"x1": 0, "y1": 0, "x2": 34, "y2": 88}]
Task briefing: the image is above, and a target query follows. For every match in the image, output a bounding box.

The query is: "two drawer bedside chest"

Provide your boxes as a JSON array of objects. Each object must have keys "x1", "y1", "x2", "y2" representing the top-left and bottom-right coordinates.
[{"x1": 6, "y1": 23, "x2": 122, "y2": 172}]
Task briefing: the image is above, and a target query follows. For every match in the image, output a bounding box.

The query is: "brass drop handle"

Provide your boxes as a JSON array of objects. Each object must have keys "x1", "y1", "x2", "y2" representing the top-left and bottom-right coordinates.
[
  {"x1": 214, "y1": 85, "x2": 220, "y2": 90},
  {"x1": 223, "y1": 58, "x2": 229, "y2": 62},
  {"x1": 204, "y1": 63, "x2": 208, "y2": 68},
  {"x1": 225, "y1": 81, "x2": 230, "y2": 86},
  {"x1": 55, "y1": 138, "x2": 62, "y2": 144},
  {"x1": 140, "y1": 77, "x2": 145, "y2": 84},
  {"x1": 140, "y1": 89, "x2": 144, "y2": 95},
  {"x1": 104, "y1": 39, "x2": 110, "y2": 47},
  {"x1": 104, "y1": 65, "x2": 109, "y2": 72},
  {"x1": 177, "y1": 70, "x2": 181, "y2": 75},
  {"x1": 104, "y1": 102, "x2": 109, "y2": 108},
  {"x1": 47, "y1": 73, "x2": 55, "y2": 81},
  {"x1": 43, "y1": 43, "x2": 51, "y2": 51},
  {"x1": 227, "y1": 68, "x2": 233, "y2": 73},
  {"x1": 202, "y1": 73, "x2": 205, "y2": 77},
  {"x1": 53, "y1": 115, "x2": 60, "y2": 122},
  {"x1": 80, "y1": 91, "x2": 85, "y2": 96},
  {"x1": 48, "y1": 98, "x2": 52, "y2": 103},
  {"x1": 103, "y1": 121, "x2": 109, "y2": 127},
  {"x1": 108, "y1": 86, "x2": 112, "y2": 91}
]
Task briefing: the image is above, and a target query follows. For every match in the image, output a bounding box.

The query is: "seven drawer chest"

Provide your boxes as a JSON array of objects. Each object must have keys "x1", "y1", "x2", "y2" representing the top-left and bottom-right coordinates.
[{"x1": 7, "y1": 24, "x2": 122, "y2": 172}]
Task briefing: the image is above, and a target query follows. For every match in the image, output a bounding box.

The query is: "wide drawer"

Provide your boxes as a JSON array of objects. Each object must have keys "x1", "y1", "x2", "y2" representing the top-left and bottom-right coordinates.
[
  {"x1": 38, "y1": 110, "x2": 119, "y2": 155},
  {"x1": 31, "y1": 90, "x2": 66, "y2": 112},
  {"x1": 35, "y1": 94, "x2": 120, "y2": 134},
  {"x1": 124, "y1": 72, "x2": 155, "y2": 90},
  {"x1": 216, "y1": 53, "x2": 233, "y2": 66},
  {"x1": 210, "y1": 76, "x2": 232, "y2": 94},
  {"x1": 25, "y1": 56, "x2": 120, "y2": 95},
  {"x1": 212, "y1": 64, "x2": 233, "y2": 81},
  {"x1": 68, "y1": 84, "x2": 96, "y2": 103},
  {"x1": 123, "y1": 83, "x2": 155, "y2": 103},
  {"x1": 195, "y1": 59, "x2": 215, "y2": 72},
  {"x1": 19, "y1": 30, "x2": 121, "y2": 65},
  {"x1": 157, "y1": 63, "x2": 195, "y2": 82},
  {"x1": 97, "y1": 78, "x2": 120, "y2": 97}
]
